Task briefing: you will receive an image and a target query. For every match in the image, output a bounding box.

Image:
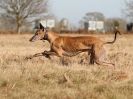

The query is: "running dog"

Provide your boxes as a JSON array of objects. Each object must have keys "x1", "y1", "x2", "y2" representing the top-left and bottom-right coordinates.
[{"x1": 29, "y1": 28, "x2": 120, "y2": 67}]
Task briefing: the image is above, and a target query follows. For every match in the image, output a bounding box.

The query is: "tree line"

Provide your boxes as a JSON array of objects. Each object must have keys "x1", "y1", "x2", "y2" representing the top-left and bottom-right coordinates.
[{"x1": 0, "y1": 0, "x2": 133, "y2": 33}]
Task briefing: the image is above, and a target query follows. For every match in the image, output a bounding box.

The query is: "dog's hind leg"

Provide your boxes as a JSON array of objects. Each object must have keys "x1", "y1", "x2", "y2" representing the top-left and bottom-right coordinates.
[
  {"x1": 93, "y1": 45, "x2": 115, "y2": 68},
  {"x1": 89, "y1": 45, "x2": 95, "y2": 64}
]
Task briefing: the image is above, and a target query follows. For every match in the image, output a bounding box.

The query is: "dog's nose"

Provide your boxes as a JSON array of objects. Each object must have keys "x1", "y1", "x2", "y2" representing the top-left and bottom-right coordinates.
[
  {"x1": 29, "y1": 36, "x2": 36, "y2": 42},
  {"x1": 29, "y1": 38, "x2": 34, "y2": 42}
]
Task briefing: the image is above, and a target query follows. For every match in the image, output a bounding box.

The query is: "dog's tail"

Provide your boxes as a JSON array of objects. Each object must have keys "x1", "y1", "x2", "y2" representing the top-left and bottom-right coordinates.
[{"x1": 104, "y1": 30, "x2": 121, "y2": 45}]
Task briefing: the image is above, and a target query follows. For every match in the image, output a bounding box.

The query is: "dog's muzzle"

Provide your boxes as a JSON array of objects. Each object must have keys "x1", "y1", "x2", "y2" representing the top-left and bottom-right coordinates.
[{"x1": 29, "y1": 35, "x2": 36, "y2": 42}]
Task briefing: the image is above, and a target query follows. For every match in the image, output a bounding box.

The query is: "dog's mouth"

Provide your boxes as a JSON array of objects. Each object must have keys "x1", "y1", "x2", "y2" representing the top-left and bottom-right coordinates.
[
  {"x1": 29, "y1": 35, "x2": 40, "y2": 42},
  {"x1": 29, "y1": 37, "x2": 35, "y2": 42}
]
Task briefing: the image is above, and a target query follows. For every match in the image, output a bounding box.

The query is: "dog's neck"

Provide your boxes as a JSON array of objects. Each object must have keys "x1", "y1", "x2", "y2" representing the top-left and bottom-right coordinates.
[{"x1": 47, "y1": 32, "x2": 59, "y2": 43}]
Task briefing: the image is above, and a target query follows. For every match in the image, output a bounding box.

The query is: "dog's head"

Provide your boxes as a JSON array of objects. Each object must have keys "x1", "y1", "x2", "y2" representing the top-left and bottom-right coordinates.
[{"x1": 29, "y1": 28, "x2": 49, "y2": 42}]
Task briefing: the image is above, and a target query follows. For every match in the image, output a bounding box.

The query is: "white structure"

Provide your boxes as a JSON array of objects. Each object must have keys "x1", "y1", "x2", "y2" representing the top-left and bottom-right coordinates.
[
  {"x1": 96, "y1": 21, "x2": 104, "y2": 30},
  {"x1": 88, "y1": 21, "x2": 96, "y2": 30},
  {"x1": 62, "y1": 19, "x2": 69, "y2": 27},
  {"x1": 47, "y1": 20, "x2": 55, "y2": 28},
  {"x1": 39, "y1": 19, "x2": 55, "y2": 28},
  {"x1": 60, "y1": 18, "x2": 69, "y2": 30},
  {"x1": 40, "y1": 20, "x2": 47, "y2": 27},
  {"x1": 85, "y1": 21, "x2": 104, "y2": 32}
]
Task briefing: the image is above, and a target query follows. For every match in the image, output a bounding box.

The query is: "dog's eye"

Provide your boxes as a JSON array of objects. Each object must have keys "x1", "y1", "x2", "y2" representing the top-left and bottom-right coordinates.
[{"x1": 35, "y1": 33, "x2": 38, "y2": 35}]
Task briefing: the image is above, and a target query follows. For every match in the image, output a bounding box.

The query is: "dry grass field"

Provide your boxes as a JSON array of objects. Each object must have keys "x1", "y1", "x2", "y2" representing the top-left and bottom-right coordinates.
[{"x1": 0, "y1": 33, "x2": 133, "y2": 99}]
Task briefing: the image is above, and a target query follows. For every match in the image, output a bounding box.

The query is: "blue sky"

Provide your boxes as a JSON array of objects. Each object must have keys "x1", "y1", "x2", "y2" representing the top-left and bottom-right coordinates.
[{"x1": 50, "y1": 0, "x2": 125, "y2": 24}]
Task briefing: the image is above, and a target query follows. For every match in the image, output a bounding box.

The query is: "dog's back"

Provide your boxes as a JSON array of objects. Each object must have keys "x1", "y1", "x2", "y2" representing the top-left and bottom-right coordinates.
[{"x1": 52, "y1": 36, "x2": 103, "y2": 52}]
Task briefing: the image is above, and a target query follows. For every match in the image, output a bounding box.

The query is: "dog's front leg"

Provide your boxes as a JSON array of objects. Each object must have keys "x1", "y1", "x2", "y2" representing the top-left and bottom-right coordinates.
[
  {"x1": 26, "y1": 52, "x2": 43, "y2": 59},
  {"x1": 43, "y1": 50, "x2": 62, "y2": 57},
  {"x1": 26, "y1": 52, "x2": 51, "y2": 59}
]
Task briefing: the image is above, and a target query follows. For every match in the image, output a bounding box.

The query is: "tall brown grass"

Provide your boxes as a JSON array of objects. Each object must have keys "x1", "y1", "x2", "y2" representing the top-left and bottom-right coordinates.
[{"x1": 0, "y1": 34, "x2": 133, "y2": 99}]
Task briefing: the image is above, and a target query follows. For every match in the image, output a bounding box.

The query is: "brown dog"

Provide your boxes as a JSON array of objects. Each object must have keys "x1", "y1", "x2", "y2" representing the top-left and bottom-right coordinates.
[{"x1": 29, "y1": 28, "x2": 120, "y2": 67}]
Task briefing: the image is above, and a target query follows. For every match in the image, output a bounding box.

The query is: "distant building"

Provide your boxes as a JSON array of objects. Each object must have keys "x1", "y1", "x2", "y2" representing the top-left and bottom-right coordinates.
[
  {"x1": 84, "y1": 20, "x2": 105, "y2": 32},
  {"x1": 34, "y1": 17, "x2": 56, "y2": 29},
  {"x1": 60, "y1": 18, "x2": 69, "y2": 31}
]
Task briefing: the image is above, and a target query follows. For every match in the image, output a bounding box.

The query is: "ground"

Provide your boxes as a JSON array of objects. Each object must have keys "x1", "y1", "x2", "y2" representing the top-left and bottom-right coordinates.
[{"x1": 0, "y1": 34, "x2": 133, "y2": 99}]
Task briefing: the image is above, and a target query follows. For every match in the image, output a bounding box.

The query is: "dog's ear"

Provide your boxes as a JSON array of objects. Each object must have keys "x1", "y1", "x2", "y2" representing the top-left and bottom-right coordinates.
[{"x1": 40, "y1": 23, "x2": 44, "y2": 29}]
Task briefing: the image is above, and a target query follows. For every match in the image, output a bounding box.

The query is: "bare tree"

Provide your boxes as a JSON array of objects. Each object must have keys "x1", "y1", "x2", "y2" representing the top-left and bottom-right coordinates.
[
  {"x1": 105, "y1": 18, "x2": 126, "y2": 32},
  {"x1": 124, "y1": 0, "x2": 133, "y2": 21},
  {"x1": 0, "y1": 0, "x2": 48, "y2": 33}
]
